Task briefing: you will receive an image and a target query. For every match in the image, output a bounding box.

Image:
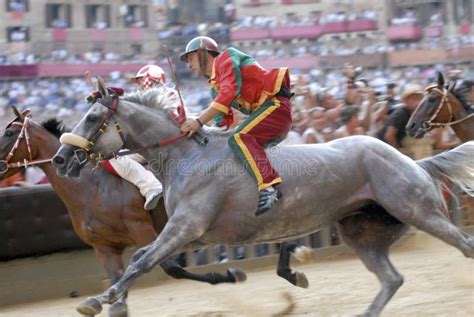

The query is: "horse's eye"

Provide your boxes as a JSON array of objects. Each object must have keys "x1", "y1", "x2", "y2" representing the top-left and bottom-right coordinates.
[
  {"x1": 428, "y1": 96, "x2": 437, "y2": 103},
  {"x1": 4, "y1": 130, "x2": 13, "y2": 137},
  {"x1": 86, "y1": 114, "x2": 98, "y2": 123}
]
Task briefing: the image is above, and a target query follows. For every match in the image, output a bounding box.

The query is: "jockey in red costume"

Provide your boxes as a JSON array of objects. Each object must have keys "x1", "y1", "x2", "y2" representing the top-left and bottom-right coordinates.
[{"x1": 179, "y1": 36, "x2": 293, "y2": 216}]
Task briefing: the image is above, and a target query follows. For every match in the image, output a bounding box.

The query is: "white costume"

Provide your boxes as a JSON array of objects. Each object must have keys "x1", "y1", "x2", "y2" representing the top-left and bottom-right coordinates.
[{"x1": 108, "y1": 65, "x2": 168, "y2": 210}]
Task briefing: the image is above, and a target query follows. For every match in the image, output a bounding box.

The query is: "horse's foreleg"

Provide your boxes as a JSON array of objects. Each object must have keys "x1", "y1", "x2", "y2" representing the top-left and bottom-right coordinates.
[
  {"x1": 77, "y1": 247, "x2": 129, "y2": 317},
  {"x1": 81, "y1": 218, "x2": 207, "y2": 312},
  {"x1": 276, "y1": 240, "x2": 309, "y2": 288},
  {"x1": 160, "y1": 258, "x2": 247, "y2": 284},
  {"x1": 337, "y1": 208, "x2": 409, "y2": 317}
]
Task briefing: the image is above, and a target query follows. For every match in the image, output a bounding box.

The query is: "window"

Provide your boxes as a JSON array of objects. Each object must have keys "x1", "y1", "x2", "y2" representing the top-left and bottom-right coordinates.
[
  {"x1": 85, "y1": 5, "x2": 111, "y2": 29},
  {"x1": 6, "y1": 0, "x2": 28, "y2": 12},
  {"x1": 131, "y1": 43, "x2": 142, "y2": 54},
  {"x1": 123, "y1": 5, "x2": 148, "y2": 27},
  {"x1": 46, "y1": 4, "x2": 72, "y2": 28},
  {"x1": 7, "y1": 26, "x2": 29, "y2": 42}
]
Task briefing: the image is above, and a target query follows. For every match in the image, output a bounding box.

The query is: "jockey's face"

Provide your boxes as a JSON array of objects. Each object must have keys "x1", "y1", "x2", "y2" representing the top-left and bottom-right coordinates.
[
  {"x1": 136, "y1": 77, "x2": 147, "y2": 91},
  {"x1": 186, "y1": 52, "x2": 204, "y2": 78},
  {"x1": 136, "y1": 77, "x2": 160, "y2": 92}
]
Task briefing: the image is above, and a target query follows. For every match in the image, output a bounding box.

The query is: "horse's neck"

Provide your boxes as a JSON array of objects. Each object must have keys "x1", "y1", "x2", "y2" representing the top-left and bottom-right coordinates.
[{"x1": 450, "y1": 101, "x2": 474, "y2": 142}]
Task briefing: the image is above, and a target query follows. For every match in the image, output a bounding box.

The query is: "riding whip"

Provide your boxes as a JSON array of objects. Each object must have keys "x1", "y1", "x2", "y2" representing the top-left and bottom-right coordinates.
[{"x1": 162, "y1": 45, "x2": 208, "y2": 146}]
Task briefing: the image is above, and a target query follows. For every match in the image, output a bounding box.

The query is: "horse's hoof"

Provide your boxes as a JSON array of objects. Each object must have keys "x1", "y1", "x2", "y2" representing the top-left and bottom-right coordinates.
[
  {"x1": 295, "y1": 272, "x2": 309, "y2": 288},
  {"x1": 228, "y1": 268, "x2": 247, "y2": 282},
  {"x1": 293, "y1": 246, "x2": 312, "y2": 263},
  {"x1": 77, "y1": 297, "x2": 103, "y2": 315},
  {"x1": 110, "y1": 301, "x2": 128, "y2": 317}
]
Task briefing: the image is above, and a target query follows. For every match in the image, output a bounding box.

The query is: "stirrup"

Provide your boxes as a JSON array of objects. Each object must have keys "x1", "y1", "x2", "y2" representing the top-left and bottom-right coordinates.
[{"x1": 255, "y1": 189, "x2": 282, "y2": 216}]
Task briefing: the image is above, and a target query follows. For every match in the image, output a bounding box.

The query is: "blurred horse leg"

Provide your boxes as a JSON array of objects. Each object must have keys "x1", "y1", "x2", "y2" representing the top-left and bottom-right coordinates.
[
  {"x1": 337, "y1": 206, "x2": 409, "y2": 317},
  {"x1": 77, "y1": 247, "x2": 128, "y2": 317},
  {"x1": 276, "y1": 240, "x2": 309, "y2": 288}
]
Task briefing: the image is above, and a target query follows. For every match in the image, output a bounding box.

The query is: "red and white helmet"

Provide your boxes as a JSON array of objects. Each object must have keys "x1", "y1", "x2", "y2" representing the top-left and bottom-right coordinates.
[{"x1": 131, "y1": 65, "x2": 166, "y2": 88}]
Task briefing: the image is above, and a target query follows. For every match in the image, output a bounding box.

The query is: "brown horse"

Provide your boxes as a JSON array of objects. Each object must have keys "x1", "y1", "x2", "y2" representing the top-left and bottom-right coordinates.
[
  {"x1": 0, "y1": 108, "x2": 249, "y2": 317},
  {"x1": 406, "y1": 72, "x2": 474, "y2": 142}
]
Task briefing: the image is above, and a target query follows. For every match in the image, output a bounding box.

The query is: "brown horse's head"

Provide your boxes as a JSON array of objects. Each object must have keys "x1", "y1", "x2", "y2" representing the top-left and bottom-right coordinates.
[
  {"x1": 406, "y1": 72, "x2": 469, "y2": 138},
  {"x1": 0, "y1": 106, "x2": 36, "y2": 179}
]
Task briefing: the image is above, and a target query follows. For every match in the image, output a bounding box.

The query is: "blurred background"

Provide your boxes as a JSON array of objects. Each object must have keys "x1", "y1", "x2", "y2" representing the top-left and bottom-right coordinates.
[
  {"x1": 0, "y1": 2, "x2": 473, "y2": 309},
  {"x1": 0, "y1": 0, "x2": 472, "y2": 127}
]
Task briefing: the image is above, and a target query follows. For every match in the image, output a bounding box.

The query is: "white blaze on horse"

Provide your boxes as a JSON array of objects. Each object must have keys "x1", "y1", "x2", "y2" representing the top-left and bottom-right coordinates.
[{"x1": 53, "y1": 78, "x2": 474, "y2": 317}]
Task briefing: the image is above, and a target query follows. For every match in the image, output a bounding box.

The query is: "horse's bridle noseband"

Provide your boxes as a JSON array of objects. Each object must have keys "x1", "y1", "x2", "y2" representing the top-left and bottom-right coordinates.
[
  {"x1": 0, "y1": 112, "x2": 52, "y2": 175},
  {"x1": 421, "y1": 84, "x2": 474, "y2": 131}
]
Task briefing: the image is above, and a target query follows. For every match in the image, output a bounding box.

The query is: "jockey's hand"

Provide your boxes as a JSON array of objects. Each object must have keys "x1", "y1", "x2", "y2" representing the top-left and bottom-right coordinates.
[{"x1": 181, "y1": 119, "x2": 201, "y2": 137}]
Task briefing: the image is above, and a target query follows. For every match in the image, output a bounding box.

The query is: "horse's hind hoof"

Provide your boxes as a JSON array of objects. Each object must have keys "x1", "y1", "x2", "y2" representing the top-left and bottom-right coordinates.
[
  {"x1": 228, "y1": 268, "x2": 247, "y2": 282},
  {"x1": 77, "y1": 297, "x2": 103, "y2": 315},
  {"x1": 293, "y1": 246, "x2": 313, "y2": 263},
  {"x1": 110, "y1": 301, "x2": 128, "y2": 317},
  {"x1": 295, "y1": 272, "x2": 309, "y2": 288}
]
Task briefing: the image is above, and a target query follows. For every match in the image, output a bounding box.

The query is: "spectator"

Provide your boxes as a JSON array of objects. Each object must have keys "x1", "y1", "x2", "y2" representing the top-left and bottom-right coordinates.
[
  {"x1": 334, "y1": 106, "x2": 366, "y2": 138},
  {"x1": 376, "y1": 84, "x2": 424, "y2": 153},
  {"x1": 303, "y1": 107, "x2": 334, "y2": 143}
]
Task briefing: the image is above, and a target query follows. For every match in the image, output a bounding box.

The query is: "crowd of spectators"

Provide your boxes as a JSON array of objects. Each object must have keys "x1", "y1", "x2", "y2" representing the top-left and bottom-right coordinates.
[
  {"x1": 279, "y1": 63, "x2": 473, "y2": 158},
  {"x1": 231, "y1": 10, "x2": 378, "y2": 30},
  {"x1": 1, "y1": 61, "x2": 472, "y2": 160}
]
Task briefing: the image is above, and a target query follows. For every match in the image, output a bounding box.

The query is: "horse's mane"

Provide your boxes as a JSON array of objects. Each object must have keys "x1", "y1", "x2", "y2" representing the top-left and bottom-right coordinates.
[
  {"x1": 451, "y1": 80, "x2": 473, "y2": 113},
  {"x1": 121, "y1": 87, "x2": 236, "y2": 138},
  {"x1": 122, "y1": 87, "x2": 181, "y2": 115},
  {"x1": 41, "y1": 118, "x2": 69, "y2": 138}
]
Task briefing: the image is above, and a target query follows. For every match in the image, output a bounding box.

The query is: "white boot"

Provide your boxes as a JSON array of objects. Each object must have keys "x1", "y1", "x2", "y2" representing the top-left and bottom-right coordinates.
[{"x1": 108, "y1": 156, "x2": 163, "y2": 210}]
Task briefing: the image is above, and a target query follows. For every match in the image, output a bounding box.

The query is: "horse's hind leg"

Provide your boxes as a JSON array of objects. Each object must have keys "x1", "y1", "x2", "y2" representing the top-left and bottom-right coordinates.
[
  {"x1": 337, "y1": 206, "x2": 409, "y2": 317},
  {"x1": 160, "y1": 258, "x2": 247, "y2": 284},
  {"x1": 385, "y1": 199, "x2": 474, "y2": 258},
  {"x1": 276, "y1": 240, "x2": 309, "y2": 288}
]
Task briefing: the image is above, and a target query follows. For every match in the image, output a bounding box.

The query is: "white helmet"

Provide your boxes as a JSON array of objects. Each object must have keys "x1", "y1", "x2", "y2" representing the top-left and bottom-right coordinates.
[{"x1": 131, "y1": 65, "x2": 166, "y2": 84}]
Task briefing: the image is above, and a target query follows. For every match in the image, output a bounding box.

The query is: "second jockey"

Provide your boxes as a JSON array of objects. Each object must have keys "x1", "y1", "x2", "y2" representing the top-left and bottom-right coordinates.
[{"x1": 101, "y1": 65, "x2": 167, "y2": 210}]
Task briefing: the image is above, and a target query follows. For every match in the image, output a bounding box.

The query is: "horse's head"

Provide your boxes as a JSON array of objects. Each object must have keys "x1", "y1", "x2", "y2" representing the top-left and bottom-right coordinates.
[
  {"x1": 0, "y1": 106, "x2": 39, "y2": 179},
  {"x1": 52, "y1": 78, "x2": 126, "y2": 178},
  {"x1": 406, "y1": 72, "x2": 464, "y2": 138}
]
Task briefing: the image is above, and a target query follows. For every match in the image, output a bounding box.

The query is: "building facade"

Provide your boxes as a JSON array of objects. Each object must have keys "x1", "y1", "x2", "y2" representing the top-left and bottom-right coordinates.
[{"x1": 0, "y1": 0, "x2": 156, "y2": 57}]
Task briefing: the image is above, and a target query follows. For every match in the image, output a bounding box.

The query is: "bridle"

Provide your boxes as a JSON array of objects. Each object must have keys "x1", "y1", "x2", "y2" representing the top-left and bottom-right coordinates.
[
  {"x1": 63, "y1": 93, "x2": 207, "y2": 167},
  {"x1": 0, "y1": 112, "x2": 52, "y2": 175},
  {"x1": 66, "y1": 94, "x2": 128, "y2": 166},
  {"x1": 421, "y1": 84, "x2": 474, "y2": 131}
]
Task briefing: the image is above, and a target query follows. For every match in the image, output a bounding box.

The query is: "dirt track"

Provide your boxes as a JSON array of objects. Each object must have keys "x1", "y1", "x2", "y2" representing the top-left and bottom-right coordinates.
[{"x1": 1, "y1": 233, "x2": 473, "y2": 317}]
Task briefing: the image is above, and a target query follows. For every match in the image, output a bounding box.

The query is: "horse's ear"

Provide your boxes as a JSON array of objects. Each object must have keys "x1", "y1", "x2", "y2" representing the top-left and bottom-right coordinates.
[
  {"x1": 437, "y1": 72, "x2": 445, "y2": 87},
  {"x1": 11, "y1": 105, "x2": 23, "y2": 121},
  {"x1": 97, "y1": 76, "x2": 109, "y2": 98}
]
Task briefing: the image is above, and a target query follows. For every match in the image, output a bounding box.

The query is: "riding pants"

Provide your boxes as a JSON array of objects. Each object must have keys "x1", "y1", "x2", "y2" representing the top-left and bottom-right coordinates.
[
  {"x1": 102, "y1": 155, "x2": 162, "y2": 197},
  {"x1": 228, "y1": 96, "x2": 292, "y2": 190}
]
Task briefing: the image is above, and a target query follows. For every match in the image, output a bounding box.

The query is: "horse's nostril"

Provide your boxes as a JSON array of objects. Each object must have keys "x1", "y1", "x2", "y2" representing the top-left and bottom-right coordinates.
[{"x1": 53, "y1": 155, "x2": 65, "y2": 165}]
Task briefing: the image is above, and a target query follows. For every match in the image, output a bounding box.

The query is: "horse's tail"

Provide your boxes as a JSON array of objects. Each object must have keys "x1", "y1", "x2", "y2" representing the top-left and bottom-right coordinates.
[{"x1": 416, "y1": 141, "x2": 474, "y2": 197}]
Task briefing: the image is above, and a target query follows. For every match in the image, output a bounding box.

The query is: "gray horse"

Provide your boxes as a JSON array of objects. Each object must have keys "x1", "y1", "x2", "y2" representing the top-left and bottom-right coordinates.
[{"x1": 53, "y1": 80, "x2": 474, "y2": 316}]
